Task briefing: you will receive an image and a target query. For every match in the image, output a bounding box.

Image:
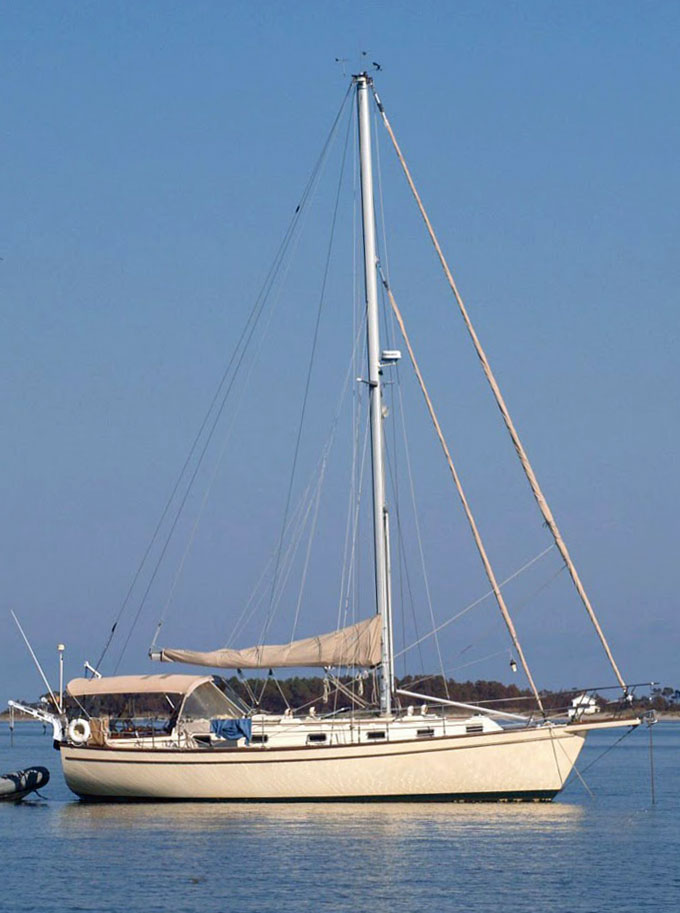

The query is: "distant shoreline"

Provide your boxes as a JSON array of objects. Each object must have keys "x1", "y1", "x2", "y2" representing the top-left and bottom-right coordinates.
[{"x1": 2, "y1": 710, "x2": 679, "y2": 723}]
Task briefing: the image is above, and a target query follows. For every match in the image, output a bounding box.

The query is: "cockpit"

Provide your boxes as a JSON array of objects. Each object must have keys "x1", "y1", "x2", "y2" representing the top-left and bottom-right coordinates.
[{"x1": 65, "y1": 673, "x2": 248, "y2": 746}]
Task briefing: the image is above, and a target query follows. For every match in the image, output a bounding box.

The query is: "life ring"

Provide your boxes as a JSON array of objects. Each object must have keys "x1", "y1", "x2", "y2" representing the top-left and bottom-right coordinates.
[{"x1": 68, "y1": 718, "x2": 91, "y2": 745}]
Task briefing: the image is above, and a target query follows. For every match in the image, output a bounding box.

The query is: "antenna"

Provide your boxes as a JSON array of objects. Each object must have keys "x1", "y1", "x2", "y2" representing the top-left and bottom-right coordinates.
[
  {"x1": 10, "y1": 610, "x2": 60, "y2": 712},
  {"x1": 58, "y1": 643, "x2": 65, "y2": 712},
  {"x1": 334, "y1": 57, "x2": 349, "y2": 78}
]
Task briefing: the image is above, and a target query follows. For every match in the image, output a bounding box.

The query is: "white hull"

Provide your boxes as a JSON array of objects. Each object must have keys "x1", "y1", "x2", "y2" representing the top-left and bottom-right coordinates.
[{"x1": 59, "y1": 721, "x2": 628, "y2": 802}]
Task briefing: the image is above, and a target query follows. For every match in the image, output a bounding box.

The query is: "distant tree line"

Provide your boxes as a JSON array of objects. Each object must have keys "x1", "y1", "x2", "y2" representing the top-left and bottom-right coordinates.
[
  {"x1": 225, "y1": 675, "x2": 680, "y2": 716},
  {"x1": 6, "y1": 676, "x2": 678, "y2": 720},
  {"x1": 647, "y1": 685, "x2": 680, "y2": 712}
]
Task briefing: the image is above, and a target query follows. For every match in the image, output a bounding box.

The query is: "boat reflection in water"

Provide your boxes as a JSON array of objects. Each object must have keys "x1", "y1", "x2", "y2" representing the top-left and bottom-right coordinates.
[{"x1": 56, "y1": 795, "x2": 585, "y2": 838}]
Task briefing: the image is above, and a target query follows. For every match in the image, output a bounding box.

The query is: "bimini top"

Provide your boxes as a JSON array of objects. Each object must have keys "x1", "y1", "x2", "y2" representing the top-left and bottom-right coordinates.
[{"x1": 67, "y1": 674, "x2": 213, "y2": 698}]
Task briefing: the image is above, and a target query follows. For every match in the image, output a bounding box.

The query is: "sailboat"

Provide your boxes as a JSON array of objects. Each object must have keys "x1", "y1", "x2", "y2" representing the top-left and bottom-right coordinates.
[{"x1": 18, "y1": 73, "x2": 640, "y2": 801}]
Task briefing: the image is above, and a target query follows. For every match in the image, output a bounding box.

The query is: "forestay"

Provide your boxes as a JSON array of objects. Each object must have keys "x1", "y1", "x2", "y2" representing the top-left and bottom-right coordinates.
[{"x1": 154, "y1": 615, "x2": 381, "y2": 670}]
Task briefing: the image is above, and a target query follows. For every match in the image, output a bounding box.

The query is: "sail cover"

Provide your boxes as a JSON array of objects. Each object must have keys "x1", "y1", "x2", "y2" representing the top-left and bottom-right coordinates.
[{"x1": 156, "y1": 615, "x2": 381, "y2": 670}]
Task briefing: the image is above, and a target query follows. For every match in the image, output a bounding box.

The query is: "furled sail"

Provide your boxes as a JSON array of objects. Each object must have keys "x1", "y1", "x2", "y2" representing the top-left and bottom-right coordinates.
[{"x1": 154, "y1": 615, "x2": 381, "y2": 670}]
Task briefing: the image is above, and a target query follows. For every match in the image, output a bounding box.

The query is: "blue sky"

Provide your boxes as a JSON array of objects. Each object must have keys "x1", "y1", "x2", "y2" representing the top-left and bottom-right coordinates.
[{"x1": 2, "y1": 1, "x2": 678, "y2": 704}]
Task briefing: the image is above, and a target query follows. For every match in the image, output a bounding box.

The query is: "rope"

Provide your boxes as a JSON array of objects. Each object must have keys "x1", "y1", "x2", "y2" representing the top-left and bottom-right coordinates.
[
  {"x1": 337, "y1": 409, "x2": 370, "y2": 629},
  {"x1": 272, "y1": 672, "x2": 291, "y2": 712},
  {"x1": 289, "y1": 319, "x2": 366, "y2": 642},
  {"x1": 375, "y1": 116, "x2": 409, "y2": 681},
  {"x1": 115, "y1": 264, "x2": 277, "y2": 671},
  {"x1": 374, "y1": 115, "x2": 432, "y2": 685},
  {"x1": 404, "y1": 648, "x2": 521, "y2": 691},
  {"x1": 552, "y1": 731, "x2": 594, "y2": 799},
  {"x1": 215, "y1": 314, "x2": 365, "y2": 659},
  {"x1": 384, "y1": 433, "x2": 427, "y2": 674},
  {"x1": 396, "y1": 548, "x2": 559, "y2": 687},
  {"x1": 372, "y1": 83, "x2": 627, "y2": 695},
  {"x1": 256, "y1": 675, "x2": 270, "y2": 707},
  {"x1": 228, "y1": 455, "x2": 324, "y2": 645},
  {"x1": 262, "y1": 94, "x2": 354, "y2": 647},
  {"x1": 397, "y1": 545, "x2": 562, "y2": 656},
  {"x1": 380, "y1": 274, "x2": 543, "y2": 712},
  {"x1": 445, "y1": 560, "x2": 566, "y2": 666},
  {"x1": 577, "y1": 724, "x2": 638, "y2": 776},
  {"x1": 326, "y1": 673, "x2": 371, "y2": 709},
  {"x1": 237, "y1": 671, "x2": 257, "y2": 707},
  {"x1": 395, "y1": 390, "x2": 448, "y2": 695},
  {"x1": 151, "y1": 259, "x2": 297, "y2": 650},
  {"x1": 105, "y1": 84, "x2": 353, "y2": 672}
]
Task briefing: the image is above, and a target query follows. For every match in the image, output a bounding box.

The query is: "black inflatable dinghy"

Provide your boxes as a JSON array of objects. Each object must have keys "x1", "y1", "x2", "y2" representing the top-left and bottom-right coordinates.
[{"x1": 0, "y1": 767, "x2": 50, "y2": 802}]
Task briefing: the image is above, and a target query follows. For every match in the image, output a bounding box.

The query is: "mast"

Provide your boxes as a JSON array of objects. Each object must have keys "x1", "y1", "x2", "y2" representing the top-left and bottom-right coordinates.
[{"x1": 356, "y1": 73, "x2": 393, "y2": 714}]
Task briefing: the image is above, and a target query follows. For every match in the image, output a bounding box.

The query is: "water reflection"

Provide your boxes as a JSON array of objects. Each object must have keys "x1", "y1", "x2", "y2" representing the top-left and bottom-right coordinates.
[
  {"x1": 56, "y1": 796, "x2": 584, "y2": 838},
  {"x1": 4, "y1": 726, "x2": 675, "y2": 913}
]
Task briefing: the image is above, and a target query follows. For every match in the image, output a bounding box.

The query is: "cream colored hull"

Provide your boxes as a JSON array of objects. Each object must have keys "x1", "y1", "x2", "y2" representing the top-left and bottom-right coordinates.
[{"x1": 59, "y1": 722, "x2": 629, "y2": 802}]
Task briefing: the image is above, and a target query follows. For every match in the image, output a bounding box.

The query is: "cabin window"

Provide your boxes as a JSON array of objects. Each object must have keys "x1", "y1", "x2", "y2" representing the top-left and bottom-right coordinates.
[
  {"x1": 417, "y1": 727, "x2": 435, "y2": 738},
  {"x1": 180, "y1": 682, "x2": 244, "y2": 721},
  {"x1": 212, "y1": 677, "x2": 250, "y2": 715},
  {"x1": 72, "y1": 692, "x2": 182, "y2": 737},
  {"x1": 251, "y1": 734, "x2": 268, "y2": 745},
  {"x1": 307, "y1": 733, "x2": 327, "y2": 744},
  {"x1": 72, "y1": 691, "x2": 182, "y2": 720},
  {"x1": 466, "y1": 723, "x2": 484, "y2": 734},
  {"x1": 366, "y1": 730, "x2": 386, "y2": 740}
]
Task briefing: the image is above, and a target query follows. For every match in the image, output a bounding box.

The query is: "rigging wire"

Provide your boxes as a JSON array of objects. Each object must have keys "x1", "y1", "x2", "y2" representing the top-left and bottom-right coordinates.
[
  {"x1": 94, "y1": 270, "x2": 273, "y2": 671},
  {"x1": 104, "y1": 84, "x2": 353, "y2": 672},
  {"x1": 403, "y1": 560, "x2": 566, "y2": 691},
  {"x1": 260, "y1": 95, "x2": 354, "y2": 647},
  {"x1": 337, "y1": 401, "x2": 370, "y2": 631},
  {"x1": 115, "y1": 256, "x2": 292, "y2": 672},
  {"x1": 223, "y1": 315, "x2": 366, "y2": 654},
  {"x1": 374, "y1": 107, "x2": 409, "y2": 680},
  {"x1": 395, "y1": 543, "x2": 556, "y2": 658},
  {"x1": 150, "y1": 165, "x2": 350, "y2": 651},
  {"x1": 332, "y1": 106, "x2": 364, "y2": 718},
  {"x1": 289, "y1": 321, "x2": 366, "y2": 641},
  {"x1": 380, "y1": 272, "x2": 545, "y2": 712},
  {"x1": 577, "y1": 725, "x2": 638, "y2": 777},
  {"x1": 349, "y1": 106, "x2": 364, "y2": 642},
  {"x1": 455, "y1": 560, "x2": 567, "y2": 663},
  {"x1": 405, "y1": 648, "x2": 518, "y2": 690},
  {"x1": 228, "y1": 463, "x2": 326, "y2": 644},
  {"x1": 374, "y1": 109, "x2": 433, "y2": 684},
  {"x1": 385, "y1": 363, "x2": 450, "y2": 696},
  {"x1": 150, "y1": 280, "x2": 292, "y2": 650},
  {"x1": 371, "y1": 82, "x2": 627, "y2": 694},
  {"x1": 386, "y1": 480, "x2": 427, "y2": 674}
]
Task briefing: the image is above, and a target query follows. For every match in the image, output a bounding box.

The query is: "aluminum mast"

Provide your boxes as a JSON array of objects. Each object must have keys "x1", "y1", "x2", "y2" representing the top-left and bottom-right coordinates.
[{"x1": 356, "y1": 74, "x2": 393, "y2": 714}]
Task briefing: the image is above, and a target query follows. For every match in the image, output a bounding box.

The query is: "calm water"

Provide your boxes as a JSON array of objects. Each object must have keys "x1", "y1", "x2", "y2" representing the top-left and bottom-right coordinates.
[{"x1": 0, "y1": 722, "x2": 677, "y2": 913}]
